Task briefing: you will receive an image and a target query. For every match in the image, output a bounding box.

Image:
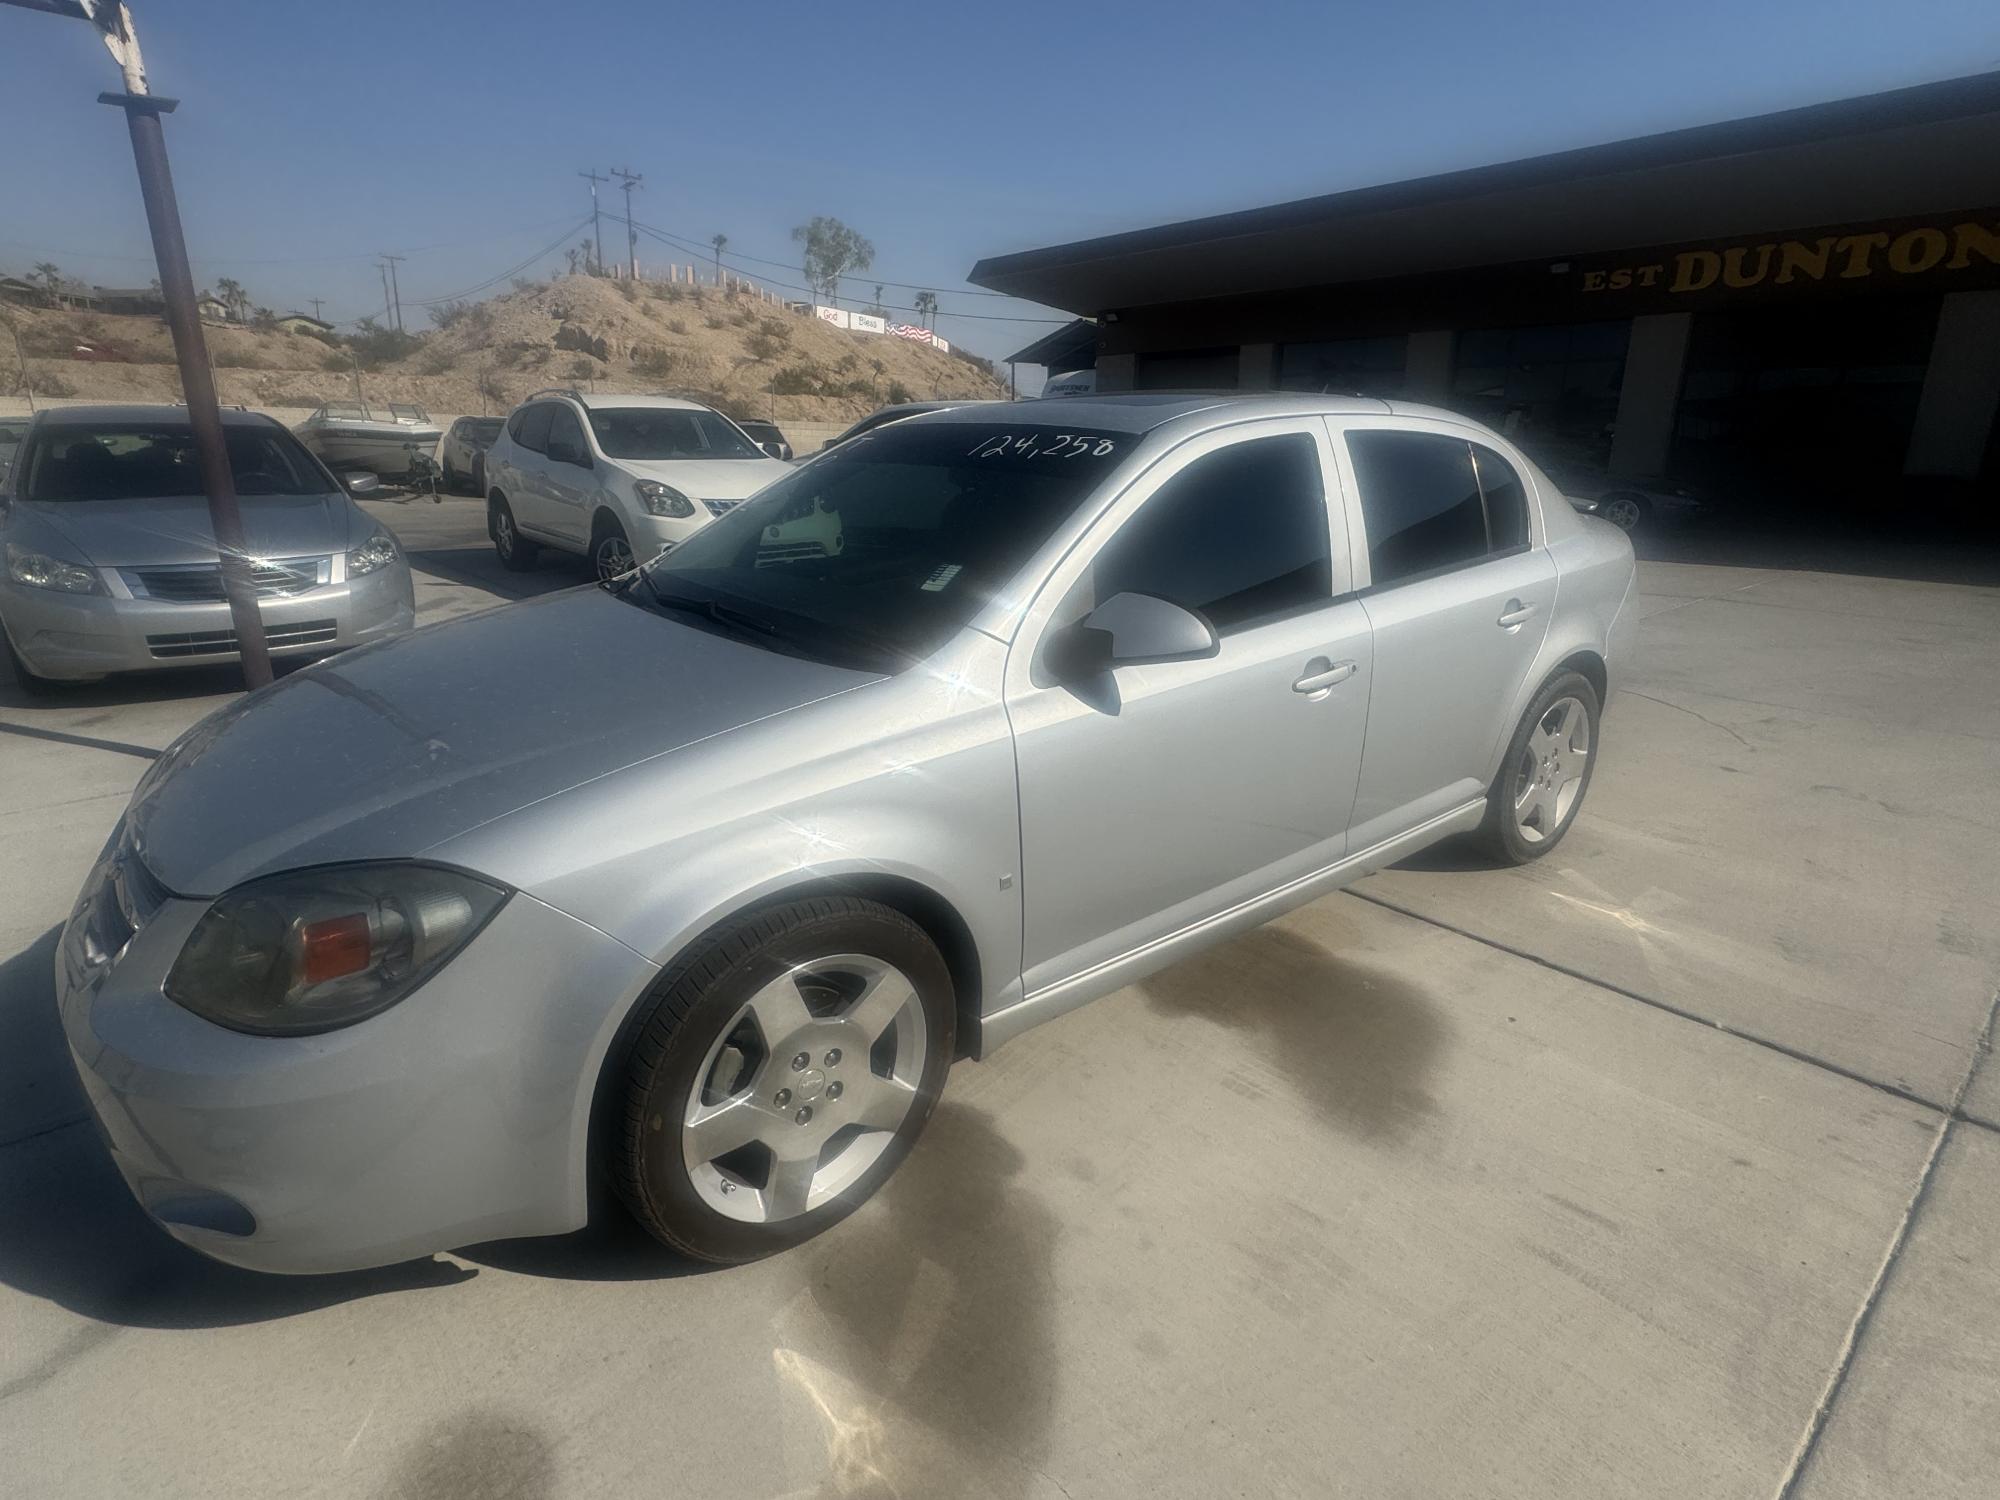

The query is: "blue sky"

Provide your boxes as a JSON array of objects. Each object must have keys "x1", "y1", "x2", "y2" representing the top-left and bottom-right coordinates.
[{"x1": 2, "y1": 0, "x2": 1996, "y2": 371}]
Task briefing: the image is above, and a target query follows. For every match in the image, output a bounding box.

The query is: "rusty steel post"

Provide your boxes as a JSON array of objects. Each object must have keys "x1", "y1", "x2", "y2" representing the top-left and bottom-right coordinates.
[{"x1": 101, "y1": 90, "x2": 273, "y2": 688}]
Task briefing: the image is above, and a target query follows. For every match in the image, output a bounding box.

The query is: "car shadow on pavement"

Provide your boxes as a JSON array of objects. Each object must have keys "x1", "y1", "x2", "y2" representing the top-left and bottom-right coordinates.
[
  {"x1": 402, "y1": 545, "x2": 581, "y2": 601},
  {"x1": 0, "y1": 929, "x2": 475, "y2": 1332},
  {"x1": 0, "y1": 643, "x2": 318, "y2": 714},
  {"x1": 1138, "y1": 918, "x2": 1450, "y2": 1147}
]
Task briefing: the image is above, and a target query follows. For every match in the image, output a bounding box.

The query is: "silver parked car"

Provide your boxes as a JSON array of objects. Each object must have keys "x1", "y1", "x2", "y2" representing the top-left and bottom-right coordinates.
[
  {"x1": 482, "y1": 390, "x2": 791, "y2": 580},
  {"x1": 2, "y1": 405, "x2": 415, "y2": 689},
  {"x1": 437, "y1": 415, "x2": 505, "y2": 495},
  {"x1": 58, "y1": 395, "x2": 1633, "y2": 1272}
]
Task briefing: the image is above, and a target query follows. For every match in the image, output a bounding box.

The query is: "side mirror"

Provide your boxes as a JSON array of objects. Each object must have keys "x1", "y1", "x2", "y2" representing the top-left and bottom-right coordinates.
[
  {"x1": 759, "y1": 441, "x2": 791, "y2": 461},
  {"x1": 1045, "y1": 592, "x2": 1217, "y2": 683},
  {"x1": 342, "y1": 471, "x2": 381, "y2": 496},
  {"x1": 546, "y1": 437, "x2": 590, "y2": 467}
]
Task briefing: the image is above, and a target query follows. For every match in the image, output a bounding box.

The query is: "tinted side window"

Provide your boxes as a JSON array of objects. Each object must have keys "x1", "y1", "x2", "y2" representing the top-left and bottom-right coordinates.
[
  {"x1": 1346, "y1": 431, "x2": 1487, "y2": 588},
  {"x1": 546, "y1": 404, "x2": 585, "y2": 455},
  {"x1": 1471, "y1": 444, "x2": 1530, "y2": 552},
  {"x1": 1092, "y1": 433, "x2": 1331, "y2": 633},
  {"x1": 511, "y1": 403, "x2": 554, "y2": 454}
]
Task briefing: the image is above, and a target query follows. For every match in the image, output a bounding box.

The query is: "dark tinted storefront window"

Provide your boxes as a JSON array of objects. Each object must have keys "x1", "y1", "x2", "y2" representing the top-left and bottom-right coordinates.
[
  {"x1": 1134, "y1": 348, "x2": 1240, "y2": 391},
  {"x1": 1279, "y1": 336, "x2": 1408, "y2": 397},
  {"x1": 1451, "y1": 320, "x2": 1630, "y2": 462}
]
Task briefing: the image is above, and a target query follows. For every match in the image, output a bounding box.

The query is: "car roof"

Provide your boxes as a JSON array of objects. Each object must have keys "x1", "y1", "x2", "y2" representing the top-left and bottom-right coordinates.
[
  {"x1": 31, "y1": 403, "x2": 280, "y2": 429},
  {"x1": 562, "y1": 392, "x2": 711, "y2": 412},
  {"x1": 892, "y1": 391, "x2": 1405, "y2": 434}
]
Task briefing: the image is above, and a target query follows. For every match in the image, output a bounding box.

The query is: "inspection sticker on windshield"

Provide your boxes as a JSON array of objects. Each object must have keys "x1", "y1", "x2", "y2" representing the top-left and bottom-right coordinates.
[
  {"x1": 921, "y1": 563, "x2": 963, "y2": 592},
  {"x1": 968, "y1": 431, "x2": 1120, "y2": 460}
]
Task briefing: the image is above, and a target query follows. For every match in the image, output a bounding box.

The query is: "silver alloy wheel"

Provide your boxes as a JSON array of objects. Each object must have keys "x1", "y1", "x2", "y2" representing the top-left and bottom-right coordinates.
[
  {"x1": 493, "y1": 506, "x2": 516, "y2": 556},
  {"x1": 682, "y1": 953, "x2": 928, "y2": 1224},
  {"x1": 595, "y1": 532, "x2": 635, "y2": 581},
  {"x1": 1513, "y1": 695, "x2": 1590, "y2": 844},
  {"x1": 1601, "y1": 494, "x2": 1644, "y2": 531}
]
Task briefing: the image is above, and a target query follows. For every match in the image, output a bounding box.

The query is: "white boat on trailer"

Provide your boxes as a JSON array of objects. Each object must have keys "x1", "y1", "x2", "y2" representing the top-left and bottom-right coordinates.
[{"x1": 294, "y1": 401, "x2": 442, "y2": 481}]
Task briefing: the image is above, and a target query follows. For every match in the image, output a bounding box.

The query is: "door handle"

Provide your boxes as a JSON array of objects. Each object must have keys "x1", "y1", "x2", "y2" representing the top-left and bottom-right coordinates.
[
  {"x1": 1497, "y1": 599, "x2": 1538, "y2": 628},
  {"x1": 1293, "y1": 658, "x2": 1358, "y2": 695}
]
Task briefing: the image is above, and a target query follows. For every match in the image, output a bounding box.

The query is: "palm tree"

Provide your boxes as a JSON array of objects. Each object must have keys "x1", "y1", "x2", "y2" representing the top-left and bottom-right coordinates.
[
  {"x1": 31, "y1": 262, "x2": 64, "y2": 306},
  {"x1": 711, "y1": 234, "x2": 728, "y2": 288},
  {"x1": 913, "y1": 290, "x2": 938, "y2": 331},
  {"x1": 215, "y1": 276, "x2": 249, "y2": 321}
]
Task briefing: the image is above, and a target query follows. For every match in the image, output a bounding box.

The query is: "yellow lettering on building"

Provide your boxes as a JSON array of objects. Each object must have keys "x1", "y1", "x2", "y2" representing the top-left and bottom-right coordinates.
[
  {"x1": 1832, "y1": 233, "x2": 1891, "y2": 278},
  {"x1": 1775, "y1": 237, "x2": 1834, "y2": 284},
  {"x1": 1722, "y1": 244, "x2": 1775, "y2": 288},
  {"x1": 1581, "y1": 270, "x2": 1607, "y2": 291},
  {"x1": 1669, "y1": 250, "x2": 1721, "y2": 293},
  {"x1": 1947, "y1": 221, "x2": 2000, "y2": 269},
  {"x1": 1887, "y1": 228, "x2": 1949, "y2": 274}
]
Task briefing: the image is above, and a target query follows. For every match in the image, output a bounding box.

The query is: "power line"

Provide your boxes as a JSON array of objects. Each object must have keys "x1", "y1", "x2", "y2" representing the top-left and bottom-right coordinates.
[
  {"x1": 401, "y1": 215, "x2": 594, "y2": 308},
  {"x1": 627, "y1": 223, "x2": 1023, "y2": 298},
  {"x1": 0, "y1": 216, "x2": 587, "y2": 267},
  {"x1": 630, "y1": 219, "x2": 1071, "y2": 324}
]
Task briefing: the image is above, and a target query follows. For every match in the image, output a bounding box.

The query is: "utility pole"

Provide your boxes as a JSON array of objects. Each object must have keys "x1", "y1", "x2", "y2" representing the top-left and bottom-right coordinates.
[
  {"x1": 5, "y1": 0, "x2": 270, "y2": 687},
  {"x1": 309, "y1": 296, "x2": 324, "y2": 320},
  {"x1": 578, "y1": 168, "x2": 608, "y2": 273},
  {"x1": 611, "y1": 166, "x2": 641, "y2": 279},
  {"x1": 376, "y1": 260, "x2": 394, "y2": 326},
  {"x1": 381, "y1": 252, "x2": 405, "y2": 332}
]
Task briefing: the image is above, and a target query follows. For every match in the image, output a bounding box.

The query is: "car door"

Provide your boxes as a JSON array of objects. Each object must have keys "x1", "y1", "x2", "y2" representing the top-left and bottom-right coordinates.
[
  {"x1": 541, "y1": 402, "x2": 597, "y2": 546},
  {"x1": 1334, "y1": 419, "x2": 1555, "y2": 850},
  {"x1": 1004, "y1": 420, "x2": 1373, "y2": 998},
  {"x1": 503, "y1": 402, "x2": 559, "y2": 538}
]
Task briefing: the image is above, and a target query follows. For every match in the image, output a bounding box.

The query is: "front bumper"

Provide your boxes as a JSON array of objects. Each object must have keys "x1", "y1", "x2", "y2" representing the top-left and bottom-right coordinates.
[
  {"x1": 1, "y1": 561, "x2": 414, "y2": 681},
  {"x1": 56, "y1": 844, "x2": 659, "y2": 1274}
]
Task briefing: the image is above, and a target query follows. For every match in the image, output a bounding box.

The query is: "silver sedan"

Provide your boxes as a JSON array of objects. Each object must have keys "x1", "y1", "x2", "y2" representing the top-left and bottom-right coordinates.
[
  {"x1": 57, "y1": 394, "x2": 1634, "y2": 1272},
  {"x1": 1, "y1": 405, "x2": 414, "y2": 688}
]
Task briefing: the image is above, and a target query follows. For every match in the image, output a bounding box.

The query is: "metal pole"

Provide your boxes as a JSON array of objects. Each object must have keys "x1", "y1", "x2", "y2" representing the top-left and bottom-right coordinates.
[
  {"x1": 377, "y1": 260, "x2": 394, "y2": 325},
  {"x1": 578, "y1": 169, "x2": 607, "y2": 273},
  {"x1": 612, "y1": 168, "x2": 641, "y2": 280},
  {"x1": 7, "y1": 318, "x2": 33, "y2": 411},
  {"x1": 383, "y1": 252, "x2": 405, "y2": 332},
  {"x1": 102, "y1": 90, "x2": 271, "y2": 687}
]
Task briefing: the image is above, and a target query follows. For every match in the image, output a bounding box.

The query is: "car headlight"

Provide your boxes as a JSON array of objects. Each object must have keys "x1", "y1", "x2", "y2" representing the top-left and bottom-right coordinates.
[
  {"x1": 634, "y1": 479, "x2": 694, "y2": 518},
  {"x1": 165, "y1": 863, "x2": 508, "y2": 1035},
  {"x1": 346, "y1": 530, "x2": 399, "y2": 577},
  {"x1": 6, "y1": 542, "x2": 102, "y2": 594}
]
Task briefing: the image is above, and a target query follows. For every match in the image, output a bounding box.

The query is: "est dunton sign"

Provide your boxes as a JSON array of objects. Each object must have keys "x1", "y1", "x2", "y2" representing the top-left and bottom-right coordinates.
[{"x1": 1580, "y1": 216, "x2": 2000, "y2": 297}]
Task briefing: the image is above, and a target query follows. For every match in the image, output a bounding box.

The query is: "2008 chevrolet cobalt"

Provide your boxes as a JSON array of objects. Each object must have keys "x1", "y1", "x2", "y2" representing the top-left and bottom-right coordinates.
[{"x1": 57, "y1": 395, "x2": 1634, "y2": 1272}]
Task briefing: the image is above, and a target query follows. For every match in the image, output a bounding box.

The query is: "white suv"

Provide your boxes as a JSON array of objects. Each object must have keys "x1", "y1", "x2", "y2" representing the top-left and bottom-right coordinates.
[{"x1": 483, "y1": 390, "x2": 792, "y2": 579}]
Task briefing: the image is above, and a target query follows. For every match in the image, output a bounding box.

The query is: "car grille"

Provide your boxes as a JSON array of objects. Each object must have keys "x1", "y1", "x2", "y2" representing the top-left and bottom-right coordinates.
[
  {"x1": 147, "y1": 618, "x2": 338, "y2": 659},
  {"x1": 123, "y1": 556, "x2": 331, "y2": 604},
  {"x1": 702, "y1": 499, "x2": 740, "y2": 517}
]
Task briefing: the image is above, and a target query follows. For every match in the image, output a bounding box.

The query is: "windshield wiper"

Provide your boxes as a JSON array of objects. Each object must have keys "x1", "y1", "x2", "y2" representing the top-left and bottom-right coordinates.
[{"x1": 648, "y1": 589, "x2": 785, "y2": 641}]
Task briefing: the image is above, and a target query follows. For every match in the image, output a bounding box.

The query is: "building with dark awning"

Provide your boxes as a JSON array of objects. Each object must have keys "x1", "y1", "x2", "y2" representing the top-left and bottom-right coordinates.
[{"x1": 969, "y1": 71, "x2": 2000, "y2": 498}]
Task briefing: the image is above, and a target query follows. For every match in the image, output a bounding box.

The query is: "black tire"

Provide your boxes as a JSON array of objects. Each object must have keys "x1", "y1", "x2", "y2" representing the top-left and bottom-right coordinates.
[
  {"x1": 1599, "y1": 492, "x2": 1649, "y2": 532},
  {"x1": 591, "y1": 512, "x2": 636, "y2": 582},
  {"x1": 471, "y1": 454, "x2": 486, "y2": 495},
  {"x1": 441, "y1": 458, "x2": 463, "y2": 493},
  {"x1": 488, "y1": 494, "x2": 539, "y2": 571},
  {"x1": 609, "y1": 896, "x2": 955, "y2": 1265},
  {"x1": 1472, "y1": 669, "x2": 1601, "y2": 865}
]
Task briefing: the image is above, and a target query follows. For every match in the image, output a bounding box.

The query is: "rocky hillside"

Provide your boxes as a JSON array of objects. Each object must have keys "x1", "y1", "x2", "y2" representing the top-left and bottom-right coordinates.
[{"x1": 1, "y1": 273, "x2": 1006, "y2": 422}]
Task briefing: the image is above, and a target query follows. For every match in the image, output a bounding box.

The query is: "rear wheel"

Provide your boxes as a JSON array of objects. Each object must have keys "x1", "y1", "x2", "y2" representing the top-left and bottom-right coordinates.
[
  {"x1": 609, "y1": 897, "x2": 954, "y2": 1264},
  {"x1": 1474, "y1": 670, "x2": 1600, "y2": 864},
  {"x1": 441, "y1": 457, "x2": 463, "y2": 493},
  {"x1": 489, "y1": 495, "x2": 539, "y2": 571},
  {"x1": 1600, "y1": 492, "x2": 1648, "y2": 532}
]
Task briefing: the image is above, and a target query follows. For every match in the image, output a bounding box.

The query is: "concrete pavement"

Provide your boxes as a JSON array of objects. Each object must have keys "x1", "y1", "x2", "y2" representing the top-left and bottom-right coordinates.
[{"x1": 1, "y1": 515, "x2": 1996, "y2": 1498}]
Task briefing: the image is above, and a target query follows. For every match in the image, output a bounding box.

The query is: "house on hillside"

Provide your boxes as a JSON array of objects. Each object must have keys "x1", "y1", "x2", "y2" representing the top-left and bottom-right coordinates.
[
  {"x1": 277, "y1": 313, "x2": 333, "y2": 336},
  {"x1": 91, "y1": 285, "x2": 165, "y2": 316},
  {"x1": 0, "y1": 274, "x2": 38, "y2": 306},
  {"x1": 196, "y1": 293, "x2": 231, "y2": 322}
]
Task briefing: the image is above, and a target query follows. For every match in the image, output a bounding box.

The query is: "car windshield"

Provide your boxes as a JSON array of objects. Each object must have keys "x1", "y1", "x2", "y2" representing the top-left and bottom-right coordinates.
[
  {"x1": 641, "y1": 421, "x2": 1134, "y2": 669},
  {"x1": 588, "y1": 407, "x2": 761, "y2": 460},
  {"x1": 23, "y1": 424, "x2": 329, "y2": 501},
  {"x1": 0, "y1": 421, "x2": 27, "y2": 444},
  {"x1": 462, "y1": 418, "x2": 503, "y2": 439},
  {"x1": 319, "y1": 402, "x2": 368, "y2": 420},
  {"x1": 388, "y1": 403, "x2": 430, "y2": 423}
]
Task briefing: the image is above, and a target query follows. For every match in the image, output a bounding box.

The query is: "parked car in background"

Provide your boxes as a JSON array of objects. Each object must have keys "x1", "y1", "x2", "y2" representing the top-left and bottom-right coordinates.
[
  {"x1": 0, "y1": 416, "x2": 26, "y2": 483},
  {"x1": 482, "y1": 389, "x2": 791, "y2": 579},
  {"x1": 1, "y1": 404, "x2": 413, "y2": 689},
  {"x1": 294, "y1": 401, "x2": 442, "y2": 484},
  {"x1": 1541, "y1": 458, "x2": 1705, "y2": 533},
  {"x1": 734, "y1": 417, "x2": 794, "y2": 462},
  {"x1": 54, "y1": 394, "x2": 1633, "y2": 1273},
  {"x1": 824, "y1": 399, "x2": 1001, "y2": 450},
  {"x1": 439, "y1": 415, "x2": 504, "y2": 494}
]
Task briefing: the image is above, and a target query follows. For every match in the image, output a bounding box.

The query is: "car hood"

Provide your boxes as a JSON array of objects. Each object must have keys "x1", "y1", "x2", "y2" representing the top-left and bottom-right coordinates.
[
  {"x1": 26, "y1": 493, "x2": 350, "y2": 567},
  {"x1": 618, "y1": 456, "x2": 791, "y2": 500},
  {"x1": 126, "y1": 585, "x2": 882, "y2": 896}
]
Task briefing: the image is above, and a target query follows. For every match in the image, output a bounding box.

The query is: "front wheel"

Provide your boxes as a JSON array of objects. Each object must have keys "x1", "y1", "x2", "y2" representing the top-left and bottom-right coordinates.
[
  {"x1": 1599, "y1": 492, "x2": 1648, "y2": 532},
  {"x1": 592, "y1": 515, "x2": 636, "y2": 582},
  {"x1": 609, "y1": 897, "x2": 955, "y2": 1264},
  {"x1": 1473, "y1": 670, "x2": 1601, "y2": 864}
]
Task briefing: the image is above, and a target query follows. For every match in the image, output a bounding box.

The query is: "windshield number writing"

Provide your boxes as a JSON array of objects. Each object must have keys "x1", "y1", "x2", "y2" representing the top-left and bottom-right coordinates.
[{"x1": 968, "y1": 432, "x2": 1117, "y2": 461}]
